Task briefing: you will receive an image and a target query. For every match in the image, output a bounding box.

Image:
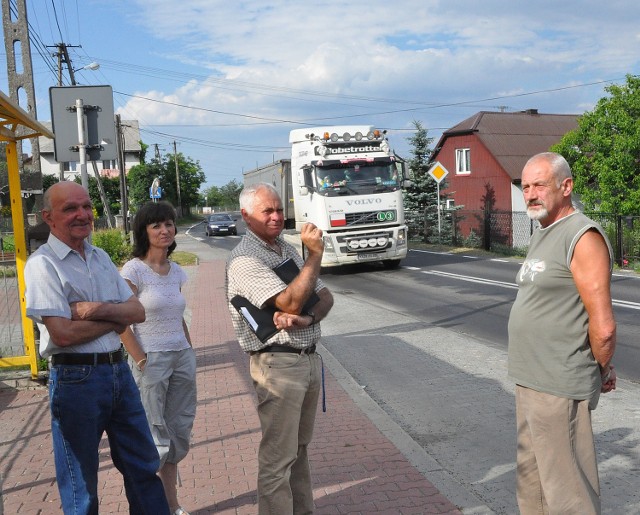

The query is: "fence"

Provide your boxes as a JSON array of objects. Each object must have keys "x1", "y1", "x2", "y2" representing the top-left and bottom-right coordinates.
[
  {"x1": 0, "y1": 228, "x2": 22, "y2": 360},
  {"x1": 406, "y1": 209, "x2": 640, "y2": 267}
]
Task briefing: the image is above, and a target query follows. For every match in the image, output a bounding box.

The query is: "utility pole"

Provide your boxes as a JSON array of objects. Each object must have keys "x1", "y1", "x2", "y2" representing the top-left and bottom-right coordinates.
[
  {"x1": 173, "y1": 141, "x2": 182, "y2": 216},
  {"x1": 115, "y1": 115, "x2": 129, "y2": 233},
  {"x1": 52, "y1": 42, "x2": 80, "y2": 86},
  {"x1": 2, "y1": 0, "x2": 44, "y2": 219}
]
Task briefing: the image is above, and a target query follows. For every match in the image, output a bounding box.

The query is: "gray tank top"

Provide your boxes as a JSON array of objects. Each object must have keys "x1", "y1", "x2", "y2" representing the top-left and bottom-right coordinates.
[{"x1": 508, "y1": 211, "x2": 613, "y2": 408}]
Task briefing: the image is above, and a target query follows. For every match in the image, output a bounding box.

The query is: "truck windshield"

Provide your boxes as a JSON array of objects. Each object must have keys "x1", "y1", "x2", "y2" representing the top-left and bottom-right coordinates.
[{"x1": 314, "y1": 161, "x2": 400, "y2": 196}]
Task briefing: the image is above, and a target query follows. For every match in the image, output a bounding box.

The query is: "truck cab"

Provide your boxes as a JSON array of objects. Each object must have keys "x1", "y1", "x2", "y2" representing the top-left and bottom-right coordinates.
[{"x1": 290, "y1": 126, "x2": 408, "y2": 268}]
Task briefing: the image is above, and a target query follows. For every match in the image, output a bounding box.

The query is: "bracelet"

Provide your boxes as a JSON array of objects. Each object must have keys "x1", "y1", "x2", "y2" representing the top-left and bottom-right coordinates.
[
  {"x1": 136, "y1": 357, "x2": 147, "y2": 370},
  {"x1": 601, "y1": 364, "x2": 614, "y2": 383}
]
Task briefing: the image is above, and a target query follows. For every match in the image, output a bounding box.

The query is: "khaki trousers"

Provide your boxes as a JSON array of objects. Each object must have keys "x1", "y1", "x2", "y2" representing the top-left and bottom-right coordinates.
[
  {"x1": 250, "y1": 351, "x2": 321, "y2": 515},
  {"x1": 515, "y1": 385, "x2": 600, "y2": 515}
]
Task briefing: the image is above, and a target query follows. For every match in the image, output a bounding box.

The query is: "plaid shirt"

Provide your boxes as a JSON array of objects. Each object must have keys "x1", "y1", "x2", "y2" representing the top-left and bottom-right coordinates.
[{"x1": 226, "y1": 229, "x2": 325, "y2": 352}]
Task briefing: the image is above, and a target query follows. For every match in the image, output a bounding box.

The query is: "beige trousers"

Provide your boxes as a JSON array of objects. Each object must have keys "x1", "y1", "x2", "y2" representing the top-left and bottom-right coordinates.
[
  {"x1": 515, "y1": 385, "x2": 600, "y2": 515},
  {"x1": 250, "y1": 351, "x2": 321, "y2": 515}
]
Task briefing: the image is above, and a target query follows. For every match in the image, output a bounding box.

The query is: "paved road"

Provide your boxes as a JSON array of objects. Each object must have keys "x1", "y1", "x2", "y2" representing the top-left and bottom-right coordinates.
[
  {"x1": 317, "y1": 259, "x2": 640, "y2": 515},
  {"x1": 188, "y1": 226, "x2": 640, "y2": 514}
]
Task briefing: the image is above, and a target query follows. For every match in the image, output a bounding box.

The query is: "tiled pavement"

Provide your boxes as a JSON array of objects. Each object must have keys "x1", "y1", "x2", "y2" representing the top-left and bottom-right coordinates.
[{"x1": 0, "y1": 238, "x2": 463, "y2": 514}]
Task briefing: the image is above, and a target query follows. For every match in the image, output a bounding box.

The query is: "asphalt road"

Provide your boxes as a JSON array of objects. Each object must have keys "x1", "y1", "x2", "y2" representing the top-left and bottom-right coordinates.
[
  {"x1": 184, "y1": 225, "x2": 640, "y2": 514},
  {"x1": 315, "y1": 251, "x2": 640, "y2": 514}
]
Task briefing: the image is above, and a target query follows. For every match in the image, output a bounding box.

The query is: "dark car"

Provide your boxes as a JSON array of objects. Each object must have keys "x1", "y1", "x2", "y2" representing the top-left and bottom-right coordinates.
[{"x1": 205, "y1": 213, "x2": 238, "y2": 236}]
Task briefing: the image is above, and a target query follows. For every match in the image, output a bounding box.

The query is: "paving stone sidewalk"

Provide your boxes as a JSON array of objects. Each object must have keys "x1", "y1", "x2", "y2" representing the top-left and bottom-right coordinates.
[{"x1": 0, "y1": 236, "x2": 463, "y2": 514}]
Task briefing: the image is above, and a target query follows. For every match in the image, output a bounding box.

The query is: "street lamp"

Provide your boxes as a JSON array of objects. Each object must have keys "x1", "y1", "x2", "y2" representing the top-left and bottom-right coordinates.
[
  {"x1": 69, "y1": 62, "x2": 100, "y2": 86},
  {"x1": 75, "y1": 62, "x2": 100, "y2": 73}
]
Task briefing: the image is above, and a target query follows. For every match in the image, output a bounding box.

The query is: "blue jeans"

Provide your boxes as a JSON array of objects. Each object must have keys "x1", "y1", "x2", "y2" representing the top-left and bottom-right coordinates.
[{"x1": 49, "y1": 360, "x2": 170, "y2": 515}]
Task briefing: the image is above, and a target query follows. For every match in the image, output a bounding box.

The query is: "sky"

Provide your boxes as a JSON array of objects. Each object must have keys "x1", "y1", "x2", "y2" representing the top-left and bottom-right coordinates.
[{"x1": 1, "y1": 0, "x2": 639, "y2": 189}]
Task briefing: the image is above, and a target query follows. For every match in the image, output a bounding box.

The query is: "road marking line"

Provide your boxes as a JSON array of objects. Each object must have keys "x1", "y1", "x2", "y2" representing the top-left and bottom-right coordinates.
[
  {"x1": 417, "y1": 269, "x2": 640, "y2": 310},
  {"x1": 421, "y1": 270, "x2": 519, "y2": 289}
]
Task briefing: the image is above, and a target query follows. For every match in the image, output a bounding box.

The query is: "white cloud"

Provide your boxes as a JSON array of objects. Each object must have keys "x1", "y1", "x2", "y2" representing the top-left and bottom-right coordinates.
[{"x1": 15, "y1": 1, "x2": 640, "y2": 186}]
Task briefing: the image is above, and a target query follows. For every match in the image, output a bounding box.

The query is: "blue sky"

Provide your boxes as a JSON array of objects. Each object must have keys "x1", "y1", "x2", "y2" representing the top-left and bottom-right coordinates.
[{"x1": 1, "y1": 0, "x2": 639, "y2": 188}]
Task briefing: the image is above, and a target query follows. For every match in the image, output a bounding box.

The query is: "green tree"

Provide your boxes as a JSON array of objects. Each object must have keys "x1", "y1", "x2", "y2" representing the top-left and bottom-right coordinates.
[
  {"x1": 219, "y1": 179, "x2": 243, "y2": 208},
  {"x1": 200, "y1": 180, "x2": 243, "y2": 210},
  {"x1": 42, "y1": 174, "x2": 59, "y2": 191},
  {"x1": 73, "y1": 175, "x2": 121, "y2": 217},
  {"x1": 163, "y1": 153, "x2": 206, "y2": 209},
  {"x1": 201, "y1": 185, "x2": 224, "y2": 207},
  {"x1": 126, "y1": 150, "x2": 205, "y2": 213},
  {"x1": 404, "y1": 120, "x2": 455, "y2": 242},
  {"x1": 127, "y1": 159, "x2": 164, "y2": 210},
  {"x1": 552, "y1": 74, "x2": 640, "y2": 214}
]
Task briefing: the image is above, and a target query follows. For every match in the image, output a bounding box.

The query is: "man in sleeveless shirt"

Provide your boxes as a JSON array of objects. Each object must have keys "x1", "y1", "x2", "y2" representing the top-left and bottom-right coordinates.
[{"x1": 508, "y1": 152, "x2": 617, "y2": 514}]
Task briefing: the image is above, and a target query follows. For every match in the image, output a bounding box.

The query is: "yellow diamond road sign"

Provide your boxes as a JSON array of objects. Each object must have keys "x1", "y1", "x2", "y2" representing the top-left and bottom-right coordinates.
[{"x1": 428, "y1": 161, "x2": 449, "y2": 183}]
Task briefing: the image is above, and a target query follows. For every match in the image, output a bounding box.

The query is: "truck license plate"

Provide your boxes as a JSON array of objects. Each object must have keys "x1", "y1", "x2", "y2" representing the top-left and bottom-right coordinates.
[{"x1": 357, "y1": 253, "x2": 378, "y2": 261}]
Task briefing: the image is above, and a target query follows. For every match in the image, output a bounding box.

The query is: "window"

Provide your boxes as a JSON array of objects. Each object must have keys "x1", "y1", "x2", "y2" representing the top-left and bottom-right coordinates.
[
  {"x1": 63, "y1": 161, "x2": 77, "y2": 172},
  {"x1": 455, "y1": 148, "x2": 471, "y2": 174},
  {"x1": 102, "y1": 160, "x2": 117, "y2": 169},
  {"x1": 446, "y1": 199, "x2": 455, "y2": 210}
]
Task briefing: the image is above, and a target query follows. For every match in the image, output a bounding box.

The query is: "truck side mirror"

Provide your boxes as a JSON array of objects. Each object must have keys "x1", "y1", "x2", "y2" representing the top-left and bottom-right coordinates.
[{"x1": 301, "y1": 166, "x2": 314, "y2": 194}]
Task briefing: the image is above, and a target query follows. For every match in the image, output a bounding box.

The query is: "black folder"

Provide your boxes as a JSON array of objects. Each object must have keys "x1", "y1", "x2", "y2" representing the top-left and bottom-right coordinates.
[
  {"x1": 230, "y1": 258, "x2": 321, "y2": 342},
  {"x1": 272, "y1": 258, "x2": 320, "y2": 313},
  {"x1": 230, "y1": 295, "x2": 279, "y2": 343}
]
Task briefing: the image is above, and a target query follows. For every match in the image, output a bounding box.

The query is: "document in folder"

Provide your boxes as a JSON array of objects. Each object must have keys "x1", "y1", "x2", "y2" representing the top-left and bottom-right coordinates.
[{"x1": 230, "y1": 295, "x2": 279, "y2": 343}]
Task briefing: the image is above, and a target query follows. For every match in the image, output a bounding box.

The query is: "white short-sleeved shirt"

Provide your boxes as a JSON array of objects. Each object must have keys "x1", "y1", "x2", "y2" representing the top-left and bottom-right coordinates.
[
  {"x1": 25, "y1": 233, "x2": 134, "y2": 357},
  {"x1": 120, "y1": 257, "x2": 190, "y2": 353}
]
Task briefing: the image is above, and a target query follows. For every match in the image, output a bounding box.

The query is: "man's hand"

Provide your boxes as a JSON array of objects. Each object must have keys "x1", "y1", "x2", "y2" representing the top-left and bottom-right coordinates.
[
  {"x1": 601, "y1": 365, "x2": 617, "y2": 393},
  {"x1": 70, "y1": 301, "x2": 100, "y2": 321},
  {"x1": 273, "y1": 311, "x2": 313, "y2": 330},
  {"x1": 300, "y1": 223, "x2": 324, "y2": 257}
]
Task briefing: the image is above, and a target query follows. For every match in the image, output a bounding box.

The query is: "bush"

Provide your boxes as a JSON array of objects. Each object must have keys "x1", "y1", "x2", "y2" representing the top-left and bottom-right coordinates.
[
  {"x1": 463, "y1": 229, "x2": 482, "y2": 249},
  {"x1": 1, "y1": 234, "x2": 15, "y2": 252},
  {"x1": 92, "y1": 229, "x2": 131, "y2": 266}
]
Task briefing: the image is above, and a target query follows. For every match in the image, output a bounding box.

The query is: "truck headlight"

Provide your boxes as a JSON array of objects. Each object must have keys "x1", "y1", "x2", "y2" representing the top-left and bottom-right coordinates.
[
  {"x1": 397, "y1": 229, "x2": 406, "y2": 246},
  {"x1": 323, "y1": 236, "x2": 335, "y2": 253}
]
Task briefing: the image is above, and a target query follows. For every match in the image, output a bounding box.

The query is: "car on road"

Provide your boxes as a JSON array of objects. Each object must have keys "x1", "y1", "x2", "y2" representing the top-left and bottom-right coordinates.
[{"x1": 205, "y1": 213, "x2": 238, "y2": 236}]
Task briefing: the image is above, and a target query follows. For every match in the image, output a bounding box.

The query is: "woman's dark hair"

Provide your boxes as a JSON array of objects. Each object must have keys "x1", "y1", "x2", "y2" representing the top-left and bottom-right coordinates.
[{"x1": 131, "y1": 201, "x2": 178, "y2": 258}]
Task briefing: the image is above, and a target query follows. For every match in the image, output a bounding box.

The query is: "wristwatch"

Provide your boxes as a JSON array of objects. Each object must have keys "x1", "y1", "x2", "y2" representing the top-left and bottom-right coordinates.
[{"x1": 307, "y1": 311, "x2": 316, "y2": 325}]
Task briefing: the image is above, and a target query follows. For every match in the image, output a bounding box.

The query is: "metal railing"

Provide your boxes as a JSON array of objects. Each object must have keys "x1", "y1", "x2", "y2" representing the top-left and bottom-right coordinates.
[{"x1": 406, "y1": 209, "x2": 640, "y2": 266}]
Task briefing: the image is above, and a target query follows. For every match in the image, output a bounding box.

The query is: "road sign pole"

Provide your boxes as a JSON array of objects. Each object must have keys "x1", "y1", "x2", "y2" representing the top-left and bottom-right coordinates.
[
  {"x1": 75, "y1": 98, "x2": 89, "y2": 190},
  {"x1": 437, "y1": 181, "x2": 441, "y2": 242}
]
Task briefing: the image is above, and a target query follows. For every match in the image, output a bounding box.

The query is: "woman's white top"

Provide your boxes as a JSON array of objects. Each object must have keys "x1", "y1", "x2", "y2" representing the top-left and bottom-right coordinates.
[{"x1": 120, "y1": 257, "x2": 190, "y2": 352}]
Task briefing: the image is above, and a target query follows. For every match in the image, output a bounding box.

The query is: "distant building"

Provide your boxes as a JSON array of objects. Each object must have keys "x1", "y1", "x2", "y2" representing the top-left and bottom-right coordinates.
[
  {"x1": 429, "y1": 109, "x2": 579, "y2": 245},
  {"x1": 38, "y1": 120, "x2": 142, "y2": 180}
]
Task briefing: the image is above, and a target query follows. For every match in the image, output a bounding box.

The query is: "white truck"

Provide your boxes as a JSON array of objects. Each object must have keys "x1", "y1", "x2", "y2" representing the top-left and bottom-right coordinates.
[{"x1": 243, "y1": 125, "x2": 408, "y2": 268}]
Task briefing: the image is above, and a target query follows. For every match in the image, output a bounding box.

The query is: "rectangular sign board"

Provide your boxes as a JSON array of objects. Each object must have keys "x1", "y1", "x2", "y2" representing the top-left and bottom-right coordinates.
[{"x1": 49, "y1": 85, "x2": 117, "y2": 162}]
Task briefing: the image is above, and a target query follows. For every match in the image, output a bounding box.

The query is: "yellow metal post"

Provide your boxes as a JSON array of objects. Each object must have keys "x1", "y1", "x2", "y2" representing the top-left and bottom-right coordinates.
[
  {"x1": 0, "y1": 141, "x2": 39, "y2": 376},
  {"x1": 0, "y1": 91, "x2": 53, "y2": 378}
]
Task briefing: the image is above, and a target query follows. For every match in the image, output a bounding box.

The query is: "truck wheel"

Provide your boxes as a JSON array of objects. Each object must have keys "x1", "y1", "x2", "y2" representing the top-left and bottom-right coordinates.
[{"x1": 382, "y1": 259, "x2": 401, "y2": 269}]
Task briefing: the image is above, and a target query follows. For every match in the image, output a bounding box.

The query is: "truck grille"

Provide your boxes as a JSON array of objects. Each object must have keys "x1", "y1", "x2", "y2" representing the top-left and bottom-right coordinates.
[{"x1": 345, "y1": 210, "x2": 397, "y2": 226}]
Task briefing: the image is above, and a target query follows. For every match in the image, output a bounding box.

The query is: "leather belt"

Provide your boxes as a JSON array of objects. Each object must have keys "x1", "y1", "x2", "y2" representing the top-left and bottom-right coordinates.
[
  {"x1": 51, "y1": 347, "x2": 124, "y2": 366},
  {"x1": 251, "y1": 344, "x2": 316, "y2": 356}
]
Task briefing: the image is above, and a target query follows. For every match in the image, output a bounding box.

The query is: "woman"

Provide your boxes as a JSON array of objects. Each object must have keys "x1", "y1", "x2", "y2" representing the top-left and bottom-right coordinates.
[{"x1": 120, "y1": 201, "x2": 196, "y2": 515}]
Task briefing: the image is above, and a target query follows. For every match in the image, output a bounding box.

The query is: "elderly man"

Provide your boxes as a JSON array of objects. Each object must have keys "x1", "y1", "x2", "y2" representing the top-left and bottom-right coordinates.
[
  {"x1": 508, "y1": 152, "x2": 617, "y2": 514},
  {"x1": 226, "y1": 182, "x2": 334, "y2": 514},
  {"x1": 25, "y1": 181, "x2": 169, "y2": 514}
]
